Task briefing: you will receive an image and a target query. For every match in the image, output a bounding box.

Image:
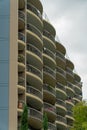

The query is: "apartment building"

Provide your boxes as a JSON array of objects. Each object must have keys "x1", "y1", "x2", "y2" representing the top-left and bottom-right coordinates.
[{"x1": 0, "y1": 0, "x2": 82, "y2": 130}]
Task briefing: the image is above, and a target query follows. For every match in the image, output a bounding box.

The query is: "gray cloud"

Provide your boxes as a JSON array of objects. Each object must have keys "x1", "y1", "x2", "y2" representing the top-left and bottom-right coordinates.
[{"x1": 42, "y1": 0, "x2": 87, "y2": 99}]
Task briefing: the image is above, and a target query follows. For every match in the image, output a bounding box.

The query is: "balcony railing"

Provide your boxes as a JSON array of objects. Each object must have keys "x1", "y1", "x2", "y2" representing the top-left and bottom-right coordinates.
[
  {"x1": 27, "y1": 43, "x2": 42, "y2": 59},
  {"x1": 28, "y1": 107, "x2": 43, "y2": 120},
  {"x1": 44, "y1": 102, "x2": 56, "y2": 114},
  {"x1": 66, "y1": 67, "x2": 74, "y2": 77},
  {"x1": 57, "y1": 115, "x2": 67, "y2": 124},
  {"x1": 43, "y1": 30, "x2": 55, "y2": 43},
  {"x1": 56, "y1": 50, "x2": 65, "y2": 62},
  {"x1": 56, "y1": 99, "x2": 66, "y2": 108},
  {"x1": 43, "y1": 66, "x2": 56, "y2": 79},
  {"x1": 43, "y1": 47, "x2": 56, "y2": 60},
  {"x1": 18, "y1": 77, "x2": 25, "y2": 86},
  {"x1": 18, "y1": 32, "x2": 25, "y2": 42},
  {"x1": 26, "y1": 64, "x2": 42, "y2": 79},
  {"x1": 48, "y1": 122, "x2": 56, "y2": 130},
  {"x1": 27, "y1": 3, "x2": 42, "y2": 20},
  {"x1": 43, "y1": 84, "x2": 56, "y2": 96},
  {"x1": 18, "y1": 10, "x2": 25, "y2": 22},
  {"x1": 27, "y1": 23, "x2": 42, "y2": 40},
  {"x1": 26, "y1": 86, "x2": 42, "y2": 99},
  {"x1": 74, "y1": 94, "x2": 82, "y2": 101},
  {"x1": 74, "y1": 80, "x2": 82, "y2": 88},
  {"x1": 67, "y1": 82, "x2": 74, "y2": 91},
  {"x1": 18, "y1": 54, "x2": 25, "y2": 64},
  {"x1": 56, "y1": 82, "x2": 66, "y2": 92},
  {"x1": 56, "y1": 66, "x2": 66, "y2": 77},
  {"x1": 66, "y1": 111, "x2": 73, "y2": 117}
]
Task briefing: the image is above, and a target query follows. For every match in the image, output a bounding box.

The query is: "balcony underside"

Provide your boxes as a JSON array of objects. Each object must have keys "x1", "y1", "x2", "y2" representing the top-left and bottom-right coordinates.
[
  {"x1": 56, "y1": 121, "x2": 67, "y2": 130},
  {"x1": 26, "y1": 72, "x2": 42, "y2": 91},
  {"x1": 43, "y1": 72, "x2": 56, "y2": 87},
  {"x1": 56, "y1": 57, "x2": 66, "y2": 69},
  {"x1": 29, "y1": 116, "x2": 42, "y2": 129},
  {"x1": 19, "y1": 0, "x2": 25, "y2": 10},
  {"x1": 27, "y1": 30, "x2": 43, "y2": 51},
  {"x1": 18, "y1": 18, "x2": 25, "y2": 31},
  {"x1": 44, "y1": 110, "x2": 56, "y2": 122},
  {"x1": 26, "y1": 50, "x2": 43, "y2": 70},
  {"x1": 56, "y1": 73, "x2": 66, "y2": 84},
  {"x1": 43, "y1": 54, "x2": 56, "y2": 70},
  {"x1": 66, "y1": 87, "x2": 75, "y2": 97},
  {"x1": 43, "y1": 91, "x2": 56, "y2": 105},
  {"x1": 26, "y1": 93, "x2": 43, "y2": 110},
  {"x1": 66, "y1": 73, "x2": 74, "y2": 83},
  {"x1": 56, "y1": 89, "x2": 67, "y2": 100},
  {"x1": 27, "y1": 10, "x2": 43, "y2": 32},
  {"x1": 56, "y1": 104, "x2": 66, "y2": 116}
]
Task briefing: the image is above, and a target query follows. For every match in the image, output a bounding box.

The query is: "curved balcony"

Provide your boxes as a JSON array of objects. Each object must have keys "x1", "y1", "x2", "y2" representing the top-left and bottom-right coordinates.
[
  {"x1": 18, "y1": 32, "x2": 25, "y2": 42},
  {"x1": 18, "y1": 76, "x2": 25, "y2": 87},
  {"x1": 74, "y1": 73, "x2": 81, "y2": 82},
  {"x1": 27, "y1": 30, "x2": 43, "y2": 52},
  {"x1": 26, "y1": 86, "x2": 43, "y2": 110},
  {"x1": 66, "y1": 111, "x2": 74, "y2": 121},
  {"x1": 56, "y1": 41, "x2": 66, "y2": 55},
  {"x1": 18, "y1": 0, "x2": 25, "y2": 10},
  {"x1": 66, "y1": 67, "x2": 74, "y2": 83},
  {"x1": 27, "y1": 5, "x2": 43, "y2": 32},
  {"x1": 43, "y1": 19, "x2": 56, "y2": 37},
  {"x1": 66, "y1": 98, "x2": 74, "y2": 110},
  {"x1": 56, "y1": 115, "x2": 67, "y2": 130},
  {"x1": 27, "y1": 0, "x2": 43, "y2": 14},
  {"x1": 26, "y1": 64, "x2": 42, "y2": 88},
  {"x1": 43, "y1": 47, "x2": 56, "y2": 60},
  {"x1": 43, "y1": 48, "x2": 56, "y2": 70},
  {"x1": 28, "y1": 107, "x2": 43, "y2": 129},
  {"x1": 27, "y1": 43, "x2": 42, "y2": 59},
  {"x1": 74, "y1": 84, "x2": 82, "y2": 94},
  {"x1": 56, "y1": 83, "x2": 67, "y2": 100},
  {"x1": 43, "y1": 30, "x2": 55, "y2": 43},
  {"x1": 73, "y1": 94, "x2": 82, "y2": 103},
  {"x1": 43, "y1": 66, "x2": 56, "y2": 87},
  {"x1": 43, "y1": 35, "x2": 56, "y2": 51},
  {"x1": 66, "y1": 59, "x2": 74, "y2": 70},
  {"x1": 56, "y1": 67, "x2": 66, "y2": 84},
  {"x1": 43, "y1": 36, "x2": 56, "y2": 53},
  {"x1": 48, "y1": 122, "x2": 56, "y2": 130},
  {"x1": 44, "y1": 102, "x2": 56, "y2": 122},
  {"x1": 18, "y1": 32, "x2": 25, "y2": 50},
  {"x1": 56, "y1": 50, "x2": 66, "y2": 69},
  {"x1": 18, "y1": 11, "x2": 25, "y2": 31},
  {"x1": 18, "y1": 54, "x2": 25, "y2": 72},
  {"x1": 18, "y1": 54, "x2": 25, "y2": 64},
  {"x1": 43, "y1": 84, "x2": 56, "y2": 104},
  {"x1": 27, "y1": 64, "x2": 42, "y2": 79},
  {"x1": 27, "y1": 3, "x2": 42, "y2": 20},
  {"x1": 27, "y1": 23, "x2": 42, "y2": 41},
  {"x1": 56, "y1": 99, "x2": 66, "y2": 115},
  {"x1": 26, "y1": 43, "x2": 43, "y2": 70},
  {"x1": 66, "y1": 82, "x2": 75, "y2": 96}
]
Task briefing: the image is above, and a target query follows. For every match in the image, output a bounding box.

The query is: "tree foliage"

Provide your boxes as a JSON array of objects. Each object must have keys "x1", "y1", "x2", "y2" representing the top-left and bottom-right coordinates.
[
  {"x1": 43, "y1": 113, "x2": 48, "y2": 130},
  {"x1": 20, "y1": 104, "x2": 28, "y2": 130},
  {"x1": 72, "y1": 101, "x2": 87, "y2": 130}
]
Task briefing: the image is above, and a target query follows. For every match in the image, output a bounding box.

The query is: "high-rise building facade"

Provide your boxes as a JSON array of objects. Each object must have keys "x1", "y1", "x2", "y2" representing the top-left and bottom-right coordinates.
[{"x1": 0, "y1": 0, "x2": 82, "y2": 130}]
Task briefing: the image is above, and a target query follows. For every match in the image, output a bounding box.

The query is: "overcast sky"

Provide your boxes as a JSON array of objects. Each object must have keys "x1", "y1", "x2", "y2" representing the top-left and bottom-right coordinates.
[{"x1": 41, "y1": 0, "x2": 87, "y2": 99}]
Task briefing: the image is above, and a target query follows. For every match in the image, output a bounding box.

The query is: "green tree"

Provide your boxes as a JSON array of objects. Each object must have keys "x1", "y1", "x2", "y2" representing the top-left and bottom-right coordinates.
[
  {"x1": 43, "y1": 113, "x2": 48, "y2": 130},
  {"x1": 20, "y1": 104, "x2": 28, "y2": 130},
  {"x1": 71, "y1": 101, "x2": 87, "y2": 130}
]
